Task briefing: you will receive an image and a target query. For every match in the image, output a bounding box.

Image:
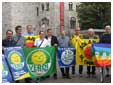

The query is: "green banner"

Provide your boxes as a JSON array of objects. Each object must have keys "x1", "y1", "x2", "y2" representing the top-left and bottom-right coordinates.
[{"x1": 23, "y1": 46, "x2": 56, "y2": 78}]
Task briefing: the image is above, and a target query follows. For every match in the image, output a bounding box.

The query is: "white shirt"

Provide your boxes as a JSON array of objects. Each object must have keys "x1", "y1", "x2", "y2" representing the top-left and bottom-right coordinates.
[
  {"x1": 47, "y1": 37, "x2": 51, "y2": 46},
  {"x1": 34, "y1": 38, "x2": 50, "y2": 48}
]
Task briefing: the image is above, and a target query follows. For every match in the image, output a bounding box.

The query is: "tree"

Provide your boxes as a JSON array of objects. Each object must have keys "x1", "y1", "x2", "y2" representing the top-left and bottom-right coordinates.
[{"x1": 76, "y1": 2, "x2": 111, "y2": 29}]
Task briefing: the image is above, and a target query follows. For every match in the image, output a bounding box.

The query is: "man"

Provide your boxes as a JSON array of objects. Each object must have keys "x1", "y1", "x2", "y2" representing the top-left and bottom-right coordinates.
[
  {"x1": 2, "y1": 30, "x2": 16, "y2": 48},
  {"x1": 45, "y1": 29, "x2": 58, "y2": 79},
  {"x1": 22, "y1": 25, "x2": 36, "y2": 48},
  {"x1": 13, "y1": 25, "x2": 25, "y2": 47},
  {"x1": 34, "y1": 31, "x2": 50, "y2": 82},
  {"x1": 34, "y1": 31, "x2": 50, "y2": 47},
  {"x1": 100, "y1": 25, "x2": 111, "y2": 77},
  {"x1": 71, "y1": 27, "x2": 83, "y2": 76},
  {"x1": 22, "y1": 25, "x2": 35, "y2": 83},
  {"x1": 22, "y1": 25, "x2": 35, "y2": 36},
  {"x1": 83, "y1": 28, "x2": 99, "y2": 78},
  {"x1": 2, "y1": 30, "x2": 18, "y2": 83},
  {"x1": 14, "y1": 25, "x2": 33, "y2": 83},
  {"x1": 58, "y1": 31, "x2": 71, "y2": 79}
]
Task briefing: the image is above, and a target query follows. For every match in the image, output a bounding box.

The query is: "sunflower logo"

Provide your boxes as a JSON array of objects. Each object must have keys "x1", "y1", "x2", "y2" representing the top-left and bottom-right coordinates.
[
  {"x1": 11, "y1": 53, "x2": 21, "y2": 64},
  {"x1": 31, "y1": 51, "x2": 46, "y2": 64}
]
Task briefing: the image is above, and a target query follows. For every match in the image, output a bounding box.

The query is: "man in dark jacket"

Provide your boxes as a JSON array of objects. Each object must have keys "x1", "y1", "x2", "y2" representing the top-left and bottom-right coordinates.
[
  {"x1": 2, "y1": 30, "x2": 16, "y2": 48},
  {"x1": 100, "y1": 25, "x2": 111, "y2": 77},
  {"x1": 45, "y1": 29, "x2": 58, "y2": 79}
]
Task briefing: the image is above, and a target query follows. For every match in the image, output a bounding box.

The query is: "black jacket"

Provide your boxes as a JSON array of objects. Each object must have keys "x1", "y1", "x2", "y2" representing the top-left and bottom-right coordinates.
[
  {"x1": 45, "y1": 35, "x2": 58, "y2": 46},
  {"x1": 2, "y1": 39, "x2": 16, "y2": 47},
  {"x1": 100, "y1": 33, "x2": 111, "y2": 44}
]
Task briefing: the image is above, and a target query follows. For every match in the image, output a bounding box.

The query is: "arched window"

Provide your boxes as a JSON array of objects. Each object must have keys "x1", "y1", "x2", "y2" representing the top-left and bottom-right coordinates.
[
  {"x1": 70, "y1": 17, "x2": 76, "y2": 29},
  {"x1": 69, "y1": 2, "x2": 73, "y2": 11}
]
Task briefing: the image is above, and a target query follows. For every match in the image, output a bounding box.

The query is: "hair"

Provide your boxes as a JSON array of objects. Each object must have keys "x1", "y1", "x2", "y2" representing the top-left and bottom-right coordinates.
[
  {"x1": 26, "y1": 25, "x2": 32, "y2": 28},
  {"x1": 15, "y1": 25, "x2": 22, "y2": 31},
  {"x1": 6, "y1": 29, "x2": 13, "y2": 34},
  {"x1": 88, "y1": 28, "x2": 94, "y2": 32},
  {"x1": 75, "y1": 27, "x2": 80, "y2": 31},
  {"x1": 39, "y1": 31, "x2": 44, "y2": 35},
  {"x1": 47, "y1": 28, "x2": 52, "y2": 32},
  {"x1": 105, "y1": 25, "x2": 111, "y2": 29}
]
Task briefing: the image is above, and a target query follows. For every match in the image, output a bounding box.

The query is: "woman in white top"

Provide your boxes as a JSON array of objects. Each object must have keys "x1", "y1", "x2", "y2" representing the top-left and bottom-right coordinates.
[{"x1": 34, "y1": 31, "x2": 50, "y2": 47}]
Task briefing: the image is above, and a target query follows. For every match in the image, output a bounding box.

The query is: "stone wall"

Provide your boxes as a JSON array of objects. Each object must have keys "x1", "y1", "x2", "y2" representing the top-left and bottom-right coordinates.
[{"x1": 2, "y1": 2, "x2": 79, "y2": 38}]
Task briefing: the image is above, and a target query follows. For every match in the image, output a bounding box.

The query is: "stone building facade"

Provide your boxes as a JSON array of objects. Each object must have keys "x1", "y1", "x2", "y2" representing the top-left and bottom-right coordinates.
[{"x1": 2, "y1": 2, "x2": 79, "y2": 38}]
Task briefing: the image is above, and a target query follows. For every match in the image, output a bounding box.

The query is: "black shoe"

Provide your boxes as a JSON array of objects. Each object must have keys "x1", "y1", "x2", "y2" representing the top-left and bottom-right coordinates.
[
  {"x1": 62, "y1": 75, "x2": 66, "y2": 79},
  {"x1": 72, "y1": 72, "x2": 75, "y2": 75},
  {"x1": 54, "y1": 76, "x2": 57, "y2": 79},
  {"x1": 25, "y1": 78, "x2": 32, "y2": 83},
  {"x1": 46, "y1": 75, "x2": 50, "y2": 79},
  {"x1": 106, "y1": 74, "x2": 110, "y2": 77}
]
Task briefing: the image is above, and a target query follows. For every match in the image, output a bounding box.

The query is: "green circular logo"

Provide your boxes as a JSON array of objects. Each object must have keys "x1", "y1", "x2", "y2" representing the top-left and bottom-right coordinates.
[{"x1": 26, "y1": 49, "x2": 51, "y2": 77}]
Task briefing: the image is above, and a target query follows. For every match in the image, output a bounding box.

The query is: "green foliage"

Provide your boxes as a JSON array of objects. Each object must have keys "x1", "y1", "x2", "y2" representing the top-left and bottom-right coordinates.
[{"x1": 76, "y1": 2, "x2": 111, "y2": 29}]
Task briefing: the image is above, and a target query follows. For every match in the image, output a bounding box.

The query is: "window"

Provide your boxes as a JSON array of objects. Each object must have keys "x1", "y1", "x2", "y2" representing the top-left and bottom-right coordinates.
[
  {"x1": 37, "y1": 7, "x2": 39, "y2": 16},
  {"x1": 46, "y1": 2, "x2": 49, "y2": 11},
  {"x1": 69, "y1": 2, "x2": 73, "y2": 11},
  {"x1": 41, "y1": 3, "x2": 44, "y2": 11},
  {"x1": 70, "y1": 17, "x2": 76, "y2": 29}
]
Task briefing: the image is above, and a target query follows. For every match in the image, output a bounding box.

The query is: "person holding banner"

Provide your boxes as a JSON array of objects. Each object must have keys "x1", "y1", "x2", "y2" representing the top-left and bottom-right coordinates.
[
  {"x1": 58, "y1": 31, "x2": 71, "y2": 79},
  {"x1": 13, "y1": 25, "x2": 26, "y2": 47},
  {"x1": 34, "y1": 31, "x2": 50, "y2": 82},
  {"x1": 100, "y1": 25, "x2": 111, "y2": 77},
  {"x1": 45, "y1": 29, "x2": 58, "y2": 79},
  {"x1": 34, "y1": 31, "x2": 50, "y2": 47},
  {"x1": 70, "y1": 27, "x2": 83, "y2": 77},
  {"x1": 20, "y1": 25, "x2": 35, "y2": 82},
  {"x1": 13, "y1": 25, "x2": 32, "y2": 83},
  {"x1": 2, "y1": 30, "x2": 16, "y2": 53},
  {"x1": 2, "y1": 30, "x2": 19, "y2": 83},
  {"x1": 83, "y1": 28, "x2": 99, "y2": 78}
]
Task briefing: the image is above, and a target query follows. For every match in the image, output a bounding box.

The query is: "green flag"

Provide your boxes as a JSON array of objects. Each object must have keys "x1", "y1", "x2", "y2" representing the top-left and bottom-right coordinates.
[{"x1": 23, "y1": 46, "x2": 56, "y2": 78}]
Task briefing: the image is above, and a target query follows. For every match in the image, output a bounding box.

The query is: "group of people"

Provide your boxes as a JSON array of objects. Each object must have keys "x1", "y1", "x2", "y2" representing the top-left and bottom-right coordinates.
[{"x1": 2, "y1": 25, "x2": 111, "y2": 83}]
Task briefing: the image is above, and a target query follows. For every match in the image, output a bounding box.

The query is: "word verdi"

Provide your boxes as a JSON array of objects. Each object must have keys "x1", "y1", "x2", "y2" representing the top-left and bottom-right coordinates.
[
  {"x1": 57, "y1": 47, "x2": 75, "y2": 67},
  {"x1": 4, "y1": 47, "x2": 30, "y2": 81},
  {"x1": 23, "y1": 46, "x2": 56, "y2": 78},
  {"x1": 2, "y1": 55, "x2": 13, "y2": 83},
  {"x1": 92, "y1": 44, "x2": 111, "y2": 67}
]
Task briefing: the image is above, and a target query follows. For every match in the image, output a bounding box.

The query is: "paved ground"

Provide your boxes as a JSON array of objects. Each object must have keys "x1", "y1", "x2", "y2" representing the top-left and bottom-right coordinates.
[
  {"x1": 19, "y1": 65, "x2": 111, "y2": 83},
  {"x1": 41, "y1": 65, "x2": 111, "y2": 83}
]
